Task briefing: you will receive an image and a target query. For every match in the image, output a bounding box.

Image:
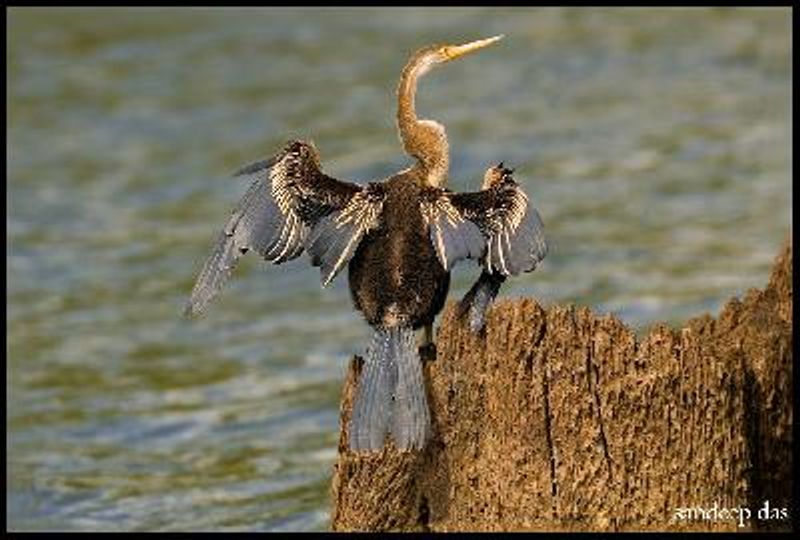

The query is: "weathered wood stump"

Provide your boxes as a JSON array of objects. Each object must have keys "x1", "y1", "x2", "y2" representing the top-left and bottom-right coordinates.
[{"x1": 331, "y1": 240, "x2": 792, "y2": 532}]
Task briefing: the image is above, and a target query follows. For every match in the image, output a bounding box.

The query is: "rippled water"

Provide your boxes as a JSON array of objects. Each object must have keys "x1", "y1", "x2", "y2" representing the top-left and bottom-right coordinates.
[{"x1": 8, "y1": 7, "x2": 791, "y2": 531}]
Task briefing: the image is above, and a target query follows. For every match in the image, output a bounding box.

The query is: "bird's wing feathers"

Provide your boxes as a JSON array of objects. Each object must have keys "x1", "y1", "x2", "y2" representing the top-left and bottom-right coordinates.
[
  {"x1": 422, "y1": 165, "x2": 547, "y2": 275},
  {"x1": 420, "y1": 193, "x2": 485, "y2": 271},
  {"x1": 306, "y1": 183, "x2": 385, "y2": 286},
  {"x1": 185, "y1": 140, "x2": 384, "y2": 317}
]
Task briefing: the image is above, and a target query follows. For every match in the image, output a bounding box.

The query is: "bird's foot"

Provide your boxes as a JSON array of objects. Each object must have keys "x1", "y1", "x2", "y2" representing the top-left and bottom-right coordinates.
[
  {"x1": 352, "y1": 354, "x2": 364, "y2": 371},
  {"x1": 418, "y1": 343, "x2": 437, "y2": 363}
]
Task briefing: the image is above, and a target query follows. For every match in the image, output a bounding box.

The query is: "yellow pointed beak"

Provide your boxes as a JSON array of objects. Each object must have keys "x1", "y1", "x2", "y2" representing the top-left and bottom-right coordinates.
[{"x1": 443, "y1": 35, "x2": 504, "y2": 61}]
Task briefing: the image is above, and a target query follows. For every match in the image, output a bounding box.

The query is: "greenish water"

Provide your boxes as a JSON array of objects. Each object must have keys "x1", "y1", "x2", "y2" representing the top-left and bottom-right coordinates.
[{"x1": 8, "y1": 7, "x2": 791, "y2": 531}]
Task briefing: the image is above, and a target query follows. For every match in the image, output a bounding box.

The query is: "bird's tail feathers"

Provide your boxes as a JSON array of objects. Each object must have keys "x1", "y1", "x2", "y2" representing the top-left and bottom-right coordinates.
[
  {"x1": 389, "y1": 327, "x2": 430, "y2": 450},
  {"x1": 349, "y1": 327, "x2": 430, "y2": 452}
]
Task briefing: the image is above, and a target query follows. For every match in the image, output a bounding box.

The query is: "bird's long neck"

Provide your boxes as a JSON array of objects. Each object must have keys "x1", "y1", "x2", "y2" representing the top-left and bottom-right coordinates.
[{"x1": 397, "y1": 59, "x2": 449, "y2": 187}]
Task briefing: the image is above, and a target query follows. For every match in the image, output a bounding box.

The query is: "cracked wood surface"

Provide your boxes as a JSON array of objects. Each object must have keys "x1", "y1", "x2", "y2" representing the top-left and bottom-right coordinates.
[{"x1": 330, "y1": 240, "x2": 792, "y2": 532}]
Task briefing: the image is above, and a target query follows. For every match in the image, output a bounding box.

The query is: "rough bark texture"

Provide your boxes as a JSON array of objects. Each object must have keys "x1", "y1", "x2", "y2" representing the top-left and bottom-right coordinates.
[{"x1": 331, "y1": 240, "x2": 793, "y2": 532}]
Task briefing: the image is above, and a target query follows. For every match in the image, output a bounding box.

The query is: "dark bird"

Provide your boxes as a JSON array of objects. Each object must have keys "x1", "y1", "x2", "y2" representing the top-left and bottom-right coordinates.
[{"x1": 185, "y1": 35, "x2": 547, "y2": 452}]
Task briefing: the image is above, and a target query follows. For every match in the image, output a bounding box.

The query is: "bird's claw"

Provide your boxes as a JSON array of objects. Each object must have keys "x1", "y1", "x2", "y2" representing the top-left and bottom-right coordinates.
[{"x1": 418, "y1": 343, "x2": 437, "y2": 363}]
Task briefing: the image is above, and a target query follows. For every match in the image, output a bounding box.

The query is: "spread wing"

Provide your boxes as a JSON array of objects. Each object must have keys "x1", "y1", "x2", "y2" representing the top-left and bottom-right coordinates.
[
  {"x1": 421, "y1": 163, "x2": 547, "y2": 275},
  {"x1": 185, "y1": 140, "x2": 385, "y2": 317}
]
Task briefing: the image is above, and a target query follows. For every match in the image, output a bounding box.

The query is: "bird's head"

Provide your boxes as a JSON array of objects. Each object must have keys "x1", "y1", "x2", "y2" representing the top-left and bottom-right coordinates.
[{"x1": 407, "y1": 35, "x2": 504, "y2": 77}]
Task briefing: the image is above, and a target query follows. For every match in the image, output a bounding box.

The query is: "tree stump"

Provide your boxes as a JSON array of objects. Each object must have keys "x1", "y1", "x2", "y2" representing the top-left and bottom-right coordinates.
[{"x1": 331, "y1": 239, "x2": 792, "y2": 532}]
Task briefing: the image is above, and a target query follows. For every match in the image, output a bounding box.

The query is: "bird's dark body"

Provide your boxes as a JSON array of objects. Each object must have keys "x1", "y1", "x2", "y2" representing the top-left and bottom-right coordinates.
[{"x1": 348, "y1": 171, "x2": 450, "y2": 330}]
